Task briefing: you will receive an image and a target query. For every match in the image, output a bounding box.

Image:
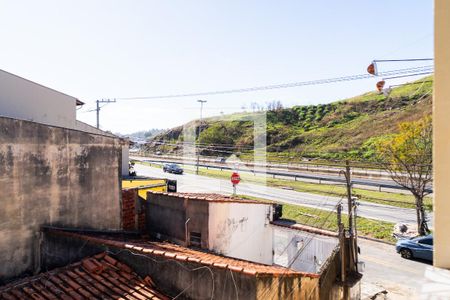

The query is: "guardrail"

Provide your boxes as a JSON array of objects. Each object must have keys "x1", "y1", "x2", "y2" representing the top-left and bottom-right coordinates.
[
  {"x1": 131, "y1": 153, "x2": 398, "y2": 180},
  {"x1": 132, "y1": 157, "x2": 433, "y2": 193}
]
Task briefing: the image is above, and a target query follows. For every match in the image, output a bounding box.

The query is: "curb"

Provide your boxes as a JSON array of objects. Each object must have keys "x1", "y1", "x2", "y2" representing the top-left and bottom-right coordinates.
[{"x1": 358, "y1": 235, "x2": 395, "y2": 245}]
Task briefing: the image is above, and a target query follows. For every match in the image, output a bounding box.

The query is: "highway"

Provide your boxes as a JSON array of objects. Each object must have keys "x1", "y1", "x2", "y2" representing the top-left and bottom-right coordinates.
[
  {"x1": 133, "y1": 156, "x2": 433, "y2": 193},
  {"x1": 134, "y1": 163, "x2": 433, "y2": 225}
]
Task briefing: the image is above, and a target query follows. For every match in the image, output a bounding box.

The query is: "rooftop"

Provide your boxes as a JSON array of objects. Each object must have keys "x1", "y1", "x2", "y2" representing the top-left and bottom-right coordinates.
[
  {"x1": 271, "y1": 219, "x2": 339, "y2": 238},
  {"x1": 49, "y1": 228, "x2": 314, "y2": 278},
  {"x1": 0, "y1": 252, "x2": 169, "y2": 300},
  {"x1": 147, "y1": 191, "x2": 270, "y2": 205}
]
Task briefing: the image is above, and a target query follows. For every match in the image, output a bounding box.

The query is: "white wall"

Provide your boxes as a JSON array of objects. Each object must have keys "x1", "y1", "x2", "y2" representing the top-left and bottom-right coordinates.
[
  {"x1": 208, "y1": 202, "x2": 273, "y2": 265},
  {"x1": 273, "y1": 226, "x2": 338, "y2": 273},
  {"x1": 0, "y1": 69, "x2": 76, "y2": 128}
]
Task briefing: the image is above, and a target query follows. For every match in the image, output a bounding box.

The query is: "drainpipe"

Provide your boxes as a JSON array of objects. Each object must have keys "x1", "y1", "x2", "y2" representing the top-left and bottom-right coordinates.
[{"x1": 185, "y1": 218, "x2": 191, "y2": 247}]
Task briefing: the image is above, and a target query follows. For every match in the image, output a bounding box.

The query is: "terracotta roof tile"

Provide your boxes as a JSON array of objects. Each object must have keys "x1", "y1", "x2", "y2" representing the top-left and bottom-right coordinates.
[
  {"x1": 0, "y1": 253, "x2": 169, "y2": 300},
  {"x1": 147, "y1": 191, "x2": 270, "y2": 204},
  {"x1": 48, "y1": 229, "x2": 316, "y2": 278}
]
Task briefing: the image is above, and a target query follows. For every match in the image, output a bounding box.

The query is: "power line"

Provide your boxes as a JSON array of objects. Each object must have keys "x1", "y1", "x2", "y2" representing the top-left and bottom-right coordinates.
[
  {"x1": 111, "y1": 66, "x2": 433, "y2": 101},
  {"x1": 373, "y1": 58, "x2": 433, "y2": 63}
]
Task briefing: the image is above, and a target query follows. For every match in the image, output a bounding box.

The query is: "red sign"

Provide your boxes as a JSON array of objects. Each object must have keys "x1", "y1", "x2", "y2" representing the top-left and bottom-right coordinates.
[{"x1": 231, "y1": 172, "x2": 241, "y2": 185}]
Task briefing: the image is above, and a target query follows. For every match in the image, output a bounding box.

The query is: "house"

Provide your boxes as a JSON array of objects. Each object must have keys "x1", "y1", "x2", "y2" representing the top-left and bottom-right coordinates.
[
  {"x1": 0, "y1": 69, "x2": 129, "y2": 282},
  {"x1": 0, "y1": 185, "x2": 352, "y2": 299},
  {"x1": 40, "y1": 227, "x2": 324, "y2": 299},
  {"x1": 146, "y1": 192, "x2": 274, "y2": 264},
  {"x1": 0, "y1": 68, "x2": 130, "y2": 175},
  {"x1": 145, "y1": 191, "x2": 339, "y2": 274},
  {"x1": 143, "y1": 191, "x2": 351, "y2": 298}
]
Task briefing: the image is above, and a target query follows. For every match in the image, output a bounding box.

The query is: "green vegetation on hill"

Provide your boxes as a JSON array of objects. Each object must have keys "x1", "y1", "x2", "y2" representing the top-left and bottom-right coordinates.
[{"x1": 145, "y1": 76, "x2": 432, "y2": 161}]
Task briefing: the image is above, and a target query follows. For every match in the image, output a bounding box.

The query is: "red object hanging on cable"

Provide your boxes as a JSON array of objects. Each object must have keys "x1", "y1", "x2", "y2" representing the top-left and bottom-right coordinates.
[
  {"x1": 376, "y1": 80, "x2": 386, "y2": 92},
  {"x1": 367, "y1": 63, "x2": 377, "y2": 75}
]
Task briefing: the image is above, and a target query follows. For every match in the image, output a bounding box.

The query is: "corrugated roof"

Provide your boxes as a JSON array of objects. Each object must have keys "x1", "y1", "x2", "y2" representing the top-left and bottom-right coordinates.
[
  {"x1": 49, "y1": 229, "x2": 315, "y2": 278},
  {"x1": 148, "y1": 191, "x2": 270, "y2": 205},
  {"x1": 0, "y1": 252, "x2": 169, "y2": 300}
]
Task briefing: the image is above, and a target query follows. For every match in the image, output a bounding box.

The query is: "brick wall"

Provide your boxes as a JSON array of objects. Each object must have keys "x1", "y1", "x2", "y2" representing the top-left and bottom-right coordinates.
[{"x1": 122, "y1": 189, "x2": 146, "y2": 231}]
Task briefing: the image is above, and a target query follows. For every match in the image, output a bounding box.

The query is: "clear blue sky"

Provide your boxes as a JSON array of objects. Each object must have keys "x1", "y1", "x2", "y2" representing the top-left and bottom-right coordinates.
[{"x1": 0, "y1": 1, "x2": 433, "y2": 133}]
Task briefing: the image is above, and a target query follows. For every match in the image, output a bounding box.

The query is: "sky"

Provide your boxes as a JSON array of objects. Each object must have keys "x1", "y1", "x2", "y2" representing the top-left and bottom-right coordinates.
[{"x1": 0, "y1": 1, "x2": 433, "y2": 134}]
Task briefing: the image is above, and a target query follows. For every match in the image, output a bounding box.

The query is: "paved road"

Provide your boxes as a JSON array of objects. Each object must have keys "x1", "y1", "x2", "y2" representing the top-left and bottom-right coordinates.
[
  {"x1": 359, "y1": 238, "x2": 432, "y2": 299},
  {"x1": 134, "y1": 164, "x2": 432, "y2": 225}
]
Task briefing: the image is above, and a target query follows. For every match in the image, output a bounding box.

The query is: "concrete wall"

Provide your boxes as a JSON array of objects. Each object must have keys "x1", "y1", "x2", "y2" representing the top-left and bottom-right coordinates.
[
  {"x1": 434, "y1": 0, "x2": 450, "y2": 268},
  {"x1": 146, "y1": 194, "x2": 210, "y2": 247},
  {"x1": 256, "y1": 275, "x2": 317, "y2": 300},
  {"x1": 0, "y1": 117, "x2": 122, "y2": 281},
  {"x1": 208, "y1": 202, "x2": 273, "y2": 265},
  {"x1": 0, "y1": 69, "x2": 76, "y2": 128},
  {"x1": 273, "y1": 226, "x2": 338, "y2": 273}
]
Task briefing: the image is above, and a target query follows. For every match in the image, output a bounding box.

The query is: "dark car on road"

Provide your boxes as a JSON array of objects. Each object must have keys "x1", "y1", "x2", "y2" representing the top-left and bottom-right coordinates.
[
  {"x1": 163, "y1": 163, "x2": 184, "y2": 174},
  {"x1": 395, "y1": 234, "x2": 433, "y2": 261}
]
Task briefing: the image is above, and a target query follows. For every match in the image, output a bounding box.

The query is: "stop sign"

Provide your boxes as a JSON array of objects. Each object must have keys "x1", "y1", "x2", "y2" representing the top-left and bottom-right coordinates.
[{"x1": 231, "y1": 172, "x2": 241, "y2": 185}]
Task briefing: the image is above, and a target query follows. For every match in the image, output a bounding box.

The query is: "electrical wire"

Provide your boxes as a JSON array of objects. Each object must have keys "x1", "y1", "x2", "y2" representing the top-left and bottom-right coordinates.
[
  {"x1": 110, "y1": 66, "x2": 433, "y2": 101},
  {"x1": 373, "y1": 58, "x2": 433, "y2": 63},
  {"x1": 382, "y1": 71, "x2": 433, "y2": 81}
]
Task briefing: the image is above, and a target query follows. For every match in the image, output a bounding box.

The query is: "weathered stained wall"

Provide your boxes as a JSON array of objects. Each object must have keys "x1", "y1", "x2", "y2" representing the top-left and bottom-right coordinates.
[
  {"x1": 256, "y1": 275, "x2": 317, "y2": 300},
  {"x1": 146, "y1": 193, "x2": 209, "y2": 247},
  {"x1": 208, "y1": 202, "x2": 273, "y2": 265},
  {"x1": 0, "y1": 117, "x2": 122, "y2": 282}
]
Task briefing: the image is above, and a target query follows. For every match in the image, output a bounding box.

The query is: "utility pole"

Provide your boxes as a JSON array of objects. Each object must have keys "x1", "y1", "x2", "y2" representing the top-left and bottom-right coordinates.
[
  {"x1": 338, "y1": 161, "x2": 360, "y2": 299},
  {"x1": 344, "y1": 160, "x2": 358, "y2": 273},
  {"x1": 96, "y1": 99, "x2": 116, "y2": 129},
  {"x1": 196, "y1": 100, "x2": 207, "y2": 175},
  {"x1": 345, "y1": 161, "x2": 353, "y2": 233},
  {"x1": 337, "y1": 203, "x2": 347, "y2": 299}
]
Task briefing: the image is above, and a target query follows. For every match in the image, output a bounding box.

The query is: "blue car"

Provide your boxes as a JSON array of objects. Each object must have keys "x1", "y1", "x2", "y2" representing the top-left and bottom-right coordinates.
[
  {"x1": 395, "y1": 234, "x2": 433, "y2": 261},
  {"x1": 163, "y1": 163, "x2": 184, "y2": 174}
]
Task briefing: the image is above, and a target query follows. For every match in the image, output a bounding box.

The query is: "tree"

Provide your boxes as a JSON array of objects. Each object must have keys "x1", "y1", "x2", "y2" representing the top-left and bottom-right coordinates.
[
  {"x1": 266, "y1": 100, "x2": 283, "y2": 111},
  {"x1": 375, "y1": 116, "x2": 432, "y2": 236}
]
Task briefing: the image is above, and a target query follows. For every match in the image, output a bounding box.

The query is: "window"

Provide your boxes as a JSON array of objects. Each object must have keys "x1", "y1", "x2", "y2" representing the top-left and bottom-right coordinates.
[
  {"x1": 190, "y1": 232, "x2": 202, "y2": 247},
  {"x1": 419, "y1": 238, "x2": 433, "y2": 245}
]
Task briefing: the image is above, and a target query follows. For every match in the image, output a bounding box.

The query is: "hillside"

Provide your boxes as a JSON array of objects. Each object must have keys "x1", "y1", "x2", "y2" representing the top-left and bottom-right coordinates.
[{"x1": 144, "y1": 77, "x2": 433, "y2": 161}]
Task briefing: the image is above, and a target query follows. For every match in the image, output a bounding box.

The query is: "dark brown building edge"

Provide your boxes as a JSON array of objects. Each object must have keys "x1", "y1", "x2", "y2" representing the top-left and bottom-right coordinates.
[{"x1": 0, "y1": 116, "x2": 123, "y2": 283}]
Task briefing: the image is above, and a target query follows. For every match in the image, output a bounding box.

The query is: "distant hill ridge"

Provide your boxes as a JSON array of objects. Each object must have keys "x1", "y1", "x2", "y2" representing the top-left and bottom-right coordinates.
[{"x1": 144, "y1": 76, "x2": 432, "y2": 161}]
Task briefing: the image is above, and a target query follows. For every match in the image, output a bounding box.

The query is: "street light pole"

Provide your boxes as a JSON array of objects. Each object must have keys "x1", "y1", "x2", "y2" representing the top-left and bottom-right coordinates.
[{"x1": 196, "y1": 100, "x2": 207, "y2": 175}]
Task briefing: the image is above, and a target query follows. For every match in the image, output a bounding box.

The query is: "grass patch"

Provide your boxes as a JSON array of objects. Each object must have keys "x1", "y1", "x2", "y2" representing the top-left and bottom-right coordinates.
[{"x1": 238, "y1": 194, "x2": 396, "y2": 244}]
